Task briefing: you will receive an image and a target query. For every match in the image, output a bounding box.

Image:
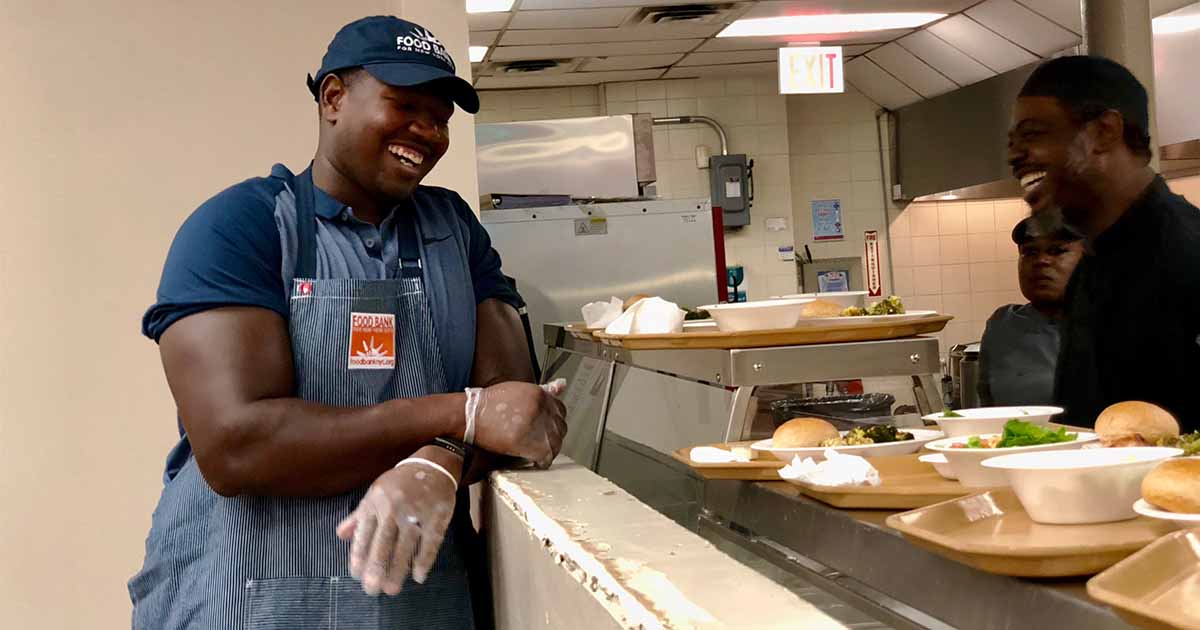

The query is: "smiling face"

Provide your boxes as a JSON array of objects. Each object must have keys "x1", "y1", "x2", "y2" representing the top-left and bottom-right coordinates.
[
  {"x1": 319, "y1": 71, "x2": 453, "y2": 203},
  {"x1": 1007, "y1": 96, "x2": 1102, "y2": 232},
  {"x1": 1017, "y1": 236, "x2": 1084, "y2": 309}
]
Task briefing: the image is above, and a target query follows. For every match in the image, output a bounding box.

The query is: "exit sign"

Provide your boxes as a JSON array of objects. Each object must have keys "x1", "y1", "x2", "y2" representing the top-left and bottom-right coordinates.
[{"x1": 778, "y1": 46, "x2": 844, "y2": 94}]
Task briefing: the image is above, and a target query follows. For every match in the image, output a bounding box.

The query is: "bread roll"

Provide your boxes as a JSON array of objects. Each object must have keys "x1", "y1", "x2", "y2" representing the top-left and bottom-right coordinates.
[
  {"x1": 1096, "y1": 401, "x2": 1179, "y2": 447},
  {"x1": 623, "y1": 294, "x2": 650, "y2": 311},
  {"x1": 773, "y1": 417, "x2": 840, "y2": 448},
  {"x1": 1142, "y1": 459, "x2": 1200, "y2": 513},
  {"x1": 800, "y1": 299, "x2": 846, "y2": 318}
]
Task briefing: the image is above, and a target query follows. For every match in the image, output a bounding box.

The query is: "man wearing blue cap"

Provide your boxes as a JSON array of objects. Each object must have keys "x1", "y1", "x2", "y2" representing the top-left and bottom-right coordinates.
[{"x1": 128, "y1": 16, "x2": 567, "y2": 629}]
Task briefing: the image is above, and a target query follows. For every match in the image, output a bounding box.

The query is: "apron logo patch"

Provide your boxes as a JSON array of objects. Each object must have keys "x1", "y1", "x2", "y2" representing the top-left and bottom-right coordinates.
[
  {"x1": 349, "y1": 312, "x2": 396, "y2": 370},
  {"x1": 295, "y1": 280, "x2": 313, "y2": 296}
]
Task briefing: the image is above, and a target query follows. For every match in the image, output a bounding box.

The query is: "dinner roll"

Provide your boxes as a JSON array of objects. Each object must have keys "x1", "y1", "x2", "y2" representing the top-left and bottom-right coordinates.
[
  {"x1": 773, "y1": 417, "x2": 839, "y2": 448},
  {"x1": 1096, "y1": 401, "x2": 1179, "y2": 447},
  {"x1": 799, "y1": 299, "x2": 845, "y2": 318},
  {"x1": 1142, "y1": 459, "x2": 1200, "y2": 513}
]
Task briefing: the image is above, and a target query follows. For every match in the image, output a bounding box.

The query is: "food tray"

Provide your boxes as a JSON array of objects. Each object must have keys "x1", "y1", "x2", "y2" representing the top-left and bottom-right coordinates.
[
  {"x1": 671, "y1": 441, "x2": 785, "y2": 481},
  {"x1": 886, "y1": 489, "x2": 1176, "y2": 577},
  {"x1": 595, "y1": 314, "x2": 952, "y2": 350},
  {"x1": 781, "y1": 454, "x2": 984, "y2": 509},
  {"x1": 1087, "y1": 528, "x2": 1200, "y2": 630}
]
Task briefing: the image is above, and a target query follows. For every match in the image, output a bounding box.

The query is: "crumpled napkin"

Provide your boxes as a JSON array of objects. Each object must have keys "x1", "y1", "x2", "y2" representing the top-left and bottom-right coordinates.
[
  {"x1": 582, "y1": 297, "x2": 624, "y2": 329},
  {"x1": 778, "y1": 449, "x2": 881, "y2": 487},
  {"x1": 604, "y1": 297, "x2": 686, "y2": 335},
  {"x1": 689, "y1": 446, "x2": 751, "y2": 464}
]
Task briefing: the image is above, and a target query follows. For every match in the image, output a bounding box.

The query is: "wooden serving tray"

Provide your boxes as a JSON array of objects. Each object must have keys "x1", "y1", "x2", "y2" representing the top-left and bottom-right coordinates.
[
  {"x1": 1087, "y1": 528, "x2": 1200, "y2": 630},
  {"x1": 886, "y1": 489, "x2": 1177, "y2": 577},
  {"x1": 779, "y1": 454, "x2": 983, "y2": 510},
  {"x1": 595, "y1": 315, "x2": 952, "y2": 350},
  {"x1": 671, "y1": 441, "x2": 785, "y2": 481}
]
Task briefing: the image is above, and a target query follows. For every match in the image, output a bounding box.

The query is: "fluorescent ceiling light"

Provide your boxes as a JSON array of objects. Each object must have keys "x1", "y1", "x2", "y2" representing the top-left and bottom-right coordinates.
[
  {"x1": 467, "y1": 0, "x2": 514, "y2": 13},
  {"x1": 719, "y1": 13, "x2": 945, "y2": 38},
  {"x1": 469, "y1": 46, "x2": 489, "y2": 63},
  {"x1": 1153, "y1": 15, "x2": 1200, "y2": 35}
]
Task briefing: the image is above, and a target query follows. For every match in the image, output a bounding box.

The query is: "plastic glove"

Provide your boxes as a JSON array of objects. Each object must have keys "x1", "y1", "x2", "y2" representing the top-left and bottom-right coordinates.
[
  {"x1": 466, "y1": 379, "x2": 568, "y2": 469},
  {"x1": 335, "y1": 460, "x2": 457, "y2": 596}
]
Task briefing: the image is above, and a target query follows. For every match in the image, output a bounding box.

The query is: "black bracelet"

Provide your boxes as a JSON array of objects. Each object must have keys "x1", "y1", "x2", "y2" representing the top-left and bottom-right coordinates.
[{"x1": 432, "y1": 437, "x2": 473, "y2": 476}]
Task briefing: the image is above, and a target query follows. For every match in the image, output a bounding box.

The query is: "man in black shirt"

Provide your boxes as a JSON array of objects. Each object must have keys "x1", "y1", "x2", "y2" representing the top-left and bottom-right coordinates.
[{"x1": 1007, "y1": 55, "x2": 1200, "y2": 430}]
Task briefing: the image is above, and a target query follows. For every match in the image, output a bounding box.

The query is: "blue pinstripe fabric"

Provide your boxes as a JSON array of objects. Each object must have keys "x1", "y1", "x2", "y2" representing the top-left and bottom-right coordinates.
[{"x1": 130, "y1": 171, "x2": 475, "y2": 629}]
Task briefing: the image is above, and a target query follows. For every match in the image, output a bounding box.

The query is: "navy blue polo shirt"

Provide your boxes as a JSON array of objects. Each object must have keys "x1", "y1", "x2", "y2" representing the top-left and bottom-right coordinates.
[{"x1": 144, "y1": 164, "x2": 522, "y2": 342}]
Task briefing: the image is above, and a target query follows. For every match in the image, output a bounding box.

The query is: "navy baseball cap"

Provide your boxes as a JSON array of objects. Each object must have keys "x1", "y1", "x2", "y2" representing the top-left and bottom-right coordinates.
[
  {"x1": 308, "y1": 16, "x2": 479, "y2": 114},
  {"x1": 1012, "y1": 215, "x2": 1083, "y2": 244}
]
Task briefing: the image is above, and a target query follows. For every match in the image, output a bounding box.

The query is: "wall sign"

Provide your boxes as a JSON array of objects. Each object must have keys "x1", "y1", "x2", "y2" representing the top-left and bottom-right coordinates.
[
  {"x1": 817, "y1": 270, "x2": 849, "y2": 293},
  {"x1": 811, "y1": 199, "x2": 844, "y2": 241},
  {"x1": 779, "y1": 46, "x2": 844, "y2": 94},
  {"x1": 864, "y1": 230, "x2": 882, "y2": 297}
]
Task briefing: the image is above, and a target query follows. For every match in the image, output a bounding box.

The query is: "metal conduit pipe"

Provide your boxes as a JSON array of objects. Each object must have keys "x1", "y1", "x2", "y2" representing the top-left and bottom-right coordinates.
[{"x1": 652, "y1": 115, "x2": 729, "y2": 156}]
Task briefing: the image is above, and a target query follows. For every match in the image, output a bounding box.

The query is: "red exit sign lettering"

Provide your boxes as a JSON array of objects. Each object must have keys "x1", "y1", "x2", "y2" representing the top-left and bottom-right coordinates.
[{"x1": 778, "y1": 46, "x2": 844, "y2": 94}]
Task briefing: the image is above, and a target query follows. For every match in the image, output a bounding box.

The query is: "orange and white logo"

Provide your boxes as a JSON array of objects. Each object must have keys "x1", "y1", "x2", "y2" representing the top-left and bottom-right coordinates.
[{"x1": 349, "y1": 312, "x2": 396, "y2": 370}]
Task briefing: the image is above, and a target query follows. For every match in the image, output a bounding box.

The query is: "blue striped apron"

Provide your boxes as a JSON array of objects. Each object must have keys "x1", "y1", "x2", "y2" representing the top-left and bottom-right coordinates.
[{"x1": 129, "y1": 169, "x2": 475, "y2": 629}]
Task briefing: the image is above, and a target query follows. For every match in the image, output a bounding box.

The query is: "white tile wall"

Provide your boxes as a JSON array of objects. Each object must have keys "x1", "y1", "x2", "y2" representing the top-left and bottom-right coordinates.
[
  {"x1": 477, "y1": 77, "x2": 797, "y2": 300},
  {"x1": 890, "y1": 197, "x2": 1031, "y2": 356}
]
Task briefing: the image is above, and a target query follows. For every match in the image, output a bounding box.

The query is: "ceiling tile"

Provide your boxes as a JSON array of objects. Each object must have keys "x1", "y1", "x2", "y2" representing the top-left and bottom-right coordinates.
[
  {"x1": 897, "y1": 30, "x2": 993, "y2": 86},
  {"x1": 491, "y1": 40, "x2": 702, "y2": 62},
  {"x1": 741, "y1": 0, "x2": 978, "y2": 19},
  {"x1": 844, "y1": 44, "x2": 879, "y2": 56},
  {"x1": 470, "y1": 31, "x2": 499, "y2": 47},
  {"x1": 468, "y1": 12, "x2": 510, "y2": 31},
  {"x1": 1014, "y1": 0, "x2": 1082, "y2": 34},
  {"x1": 662, "y1": 61, "x2": 778, "y2": 79},
  {"x1": 867, "y1": 42, "x2": 957, "y2": 98},
  {"x1": 476, "y1": 69, "x2": 665, "y2": 89},
  {"x1": 579, "y1": 53, "x2": 684, "y2": 71},
  {"x1": 519, "y1": 0, "x2": 720, "y2": 8},
  {"x1": 843, "y1": 57, "x2": 923, "y2": 110},
  {"x1": 500, "y1": 24, "x2": 721, "y2": 45},
  {"x1": 677, "y1": 49, "x2": 778, "y2": 66},
  {"x1": 508, "y1": 7, "x2": 633, "y2": 30},
  {"x1": 967, "y1": 0, "x2": 1079, "y2": 56},
  {"x1": 927, "y1": 14, "x2": 1038, "y2": 73}
]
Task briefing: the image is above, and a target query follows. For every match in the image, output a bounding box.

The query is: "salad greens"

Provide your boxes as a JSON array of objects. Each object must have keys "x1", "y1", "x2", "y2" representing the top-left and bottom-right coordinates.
[
  {"x1": 966, "y1": 420, "x2": 1078, "y2": 448},
  {"x1": 942, "y1": 408, "x2": 964, "y2": 418}
]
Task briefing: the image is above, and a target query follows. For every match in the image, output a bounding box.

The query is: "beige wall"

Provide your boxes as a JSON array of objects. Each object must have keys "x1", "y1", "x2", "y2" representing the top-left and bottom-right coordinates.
[
  {"x1": 478, "y1": 74, "x2": 799, "y2": 299},
  {"x1": 0, "y1": 1, "x2": 474, "y2": 627}
]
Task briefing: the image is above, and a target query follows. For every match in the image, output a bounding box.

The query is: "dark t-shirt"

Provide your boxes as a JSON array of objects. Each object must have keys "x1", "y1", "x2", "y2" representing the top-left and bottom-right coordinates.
[
  {"x1": 979, "y1": 304, "x2": 1060, "y2": 407},
  {"x1": 1056, "y1": 176, "x2": 1200, "y2": 430}
]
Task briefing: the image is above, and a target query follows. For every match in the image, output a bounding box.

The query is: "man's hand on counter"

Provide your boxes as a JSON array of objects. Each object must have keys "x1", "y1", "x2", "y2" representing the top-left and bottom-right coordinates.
[{"x1": 467, "y1": 380, "x2": 568, "y2": 469}]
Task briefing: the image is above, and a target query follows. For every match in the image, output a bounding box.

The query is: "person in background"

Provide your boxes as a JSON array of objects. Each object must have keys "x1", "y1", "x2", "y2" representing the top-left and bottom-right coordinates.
[
  {"x1": 978, "y1": 217, "x2": 1084, "y2": 406},
  {"x1": 128, "y1": 16, "x2": 567, "y2": 630},
  {"x1": 1008, "y1": 55, "x2": 1200, "y2": 429}
]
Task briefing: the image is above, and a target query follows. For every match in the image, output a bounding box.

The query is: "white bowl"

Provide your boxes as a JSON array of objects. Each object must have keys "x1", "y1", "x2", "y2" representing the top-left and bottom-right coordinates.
[
  {"x1": 700, "y1": 298, "x2": 814, "y2": 332},
  {"x1": 1132, "y1": 498, "x2": 1200, "y2": 530},
  {"x1": 981, "y1": 447, "x2": 1183, "y2": 524},
  {"x1": 751, "y1": 428, "x2": 944, "y2": 461},
  {"x1": 923, "y1": 406, "x2": 1063, "y2": 438},
  {"x1": 924, "y1": 431, "x2": 1098, "y2": 488},
  {"x1": 919, "y1": 453, "x2": 957, "y2": 480},
  {"x1": 772, "y1": 291, "x2": 867, "y2": 309}
]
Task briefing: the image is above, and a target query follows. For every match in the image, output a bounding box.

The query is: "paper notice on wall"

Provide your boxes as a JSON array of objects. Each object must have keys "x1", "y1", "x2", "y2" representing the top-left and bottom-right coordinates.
[
  {"x1": 864, "y1": 230, "x2": 882, "y2": 297},
  {"x1": 766, "y1": 217, "x2": 788, "y2": 232},
  {"x1": 817, "y1": 270, "x2": 849, "y2": 292},
  {"x1": 777, "y1": 245, "x2": 795, "y2": 261},
  {"x1": 811, "y1": 199, "x2": 843, "y2": 241},
  {"x1": 725, "y1": 180, "x2": 742, "y2": 199}
]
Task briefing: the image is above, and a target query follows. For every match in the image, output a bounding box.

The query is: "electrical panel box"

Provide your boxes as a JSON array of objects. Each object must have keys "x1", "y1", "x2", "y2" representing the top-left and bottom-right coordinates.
[{"x1": 709, "y1": 154, "x2": 753, "y2": 227}]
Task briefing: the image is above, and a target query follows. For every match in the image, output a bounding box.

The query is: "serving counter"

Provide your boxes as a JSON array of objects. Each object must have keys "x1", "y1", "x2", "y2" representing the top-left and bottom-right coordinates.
[{"x1": 541, "y1": 323, "x2": 1136, "y2": 630}]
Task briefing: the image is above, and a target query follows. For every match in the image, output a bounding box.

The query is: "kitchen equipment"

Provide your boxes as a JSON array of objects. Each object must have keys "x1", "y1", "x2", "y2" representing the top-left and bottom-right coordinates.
[
  {"x1": 778, "y1": 454, "x2": 979, "y2": 510},
  {"x1": 594, "y1": 313, "x2": 952, "y2": 350},
  {"x1": 751, "y1": 429, "x2": 944, "y2": 462},
  {"x1": 946, "y1": 343, "x2": 981, "y2": 409},
  {"x1": 482, "y1": 198, "x2": 720, "y2": 363},
  {"x1": 700, "y1": 298, "x2": 813, "y2": 332},
  {"x1": 1088, "y1": 528, "x2": 1200, "y2": 630},
  {"x1": 725, "y1": 265, "x2": 745, "y2": 303},
  {"x1": 981, "y1": 447, "x2": 1182, "y2": 524},
  {"x1": 886, "y1": 488, "x2": 1177, "y2": 577},
  {"x1": 924, "y1": 431, "x2": 1097, "y2": 487},
  {"x1": 709, "y1": 153, "x2": 753, "y2": 227},
  {"x1": 923, "y1": 405, "x2": 1062, "y2": 438}
]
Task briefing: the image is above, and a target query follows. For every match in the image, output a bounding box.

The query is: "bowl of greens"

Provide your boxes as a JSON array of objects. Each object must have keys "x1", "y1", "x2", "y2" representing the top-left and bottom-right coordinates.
[
  {"x1": 925, "y1": 420, "x2": 1098, "y2": 487},
  {"x1": 923, "y1": 406, "x2": 1063, "y2": 438}
]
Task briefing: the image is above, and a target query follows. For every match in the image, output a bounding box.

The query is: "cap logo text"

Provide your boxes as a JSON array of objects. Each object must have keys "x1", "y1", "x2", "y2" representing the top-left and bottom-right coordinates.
[{"x1": 397, "y1": 27, "x2": 454, "y2": 67}]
